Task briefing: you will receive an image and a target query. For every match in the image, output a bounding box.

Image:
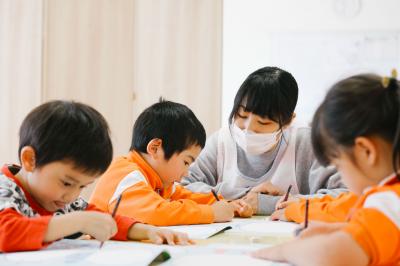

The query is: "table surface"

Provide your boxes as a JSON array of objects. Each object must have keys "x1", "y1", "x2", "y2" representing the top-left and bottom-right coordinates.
[{"x1": 0, "y1": 216, "x2": 294, "y2": 266}]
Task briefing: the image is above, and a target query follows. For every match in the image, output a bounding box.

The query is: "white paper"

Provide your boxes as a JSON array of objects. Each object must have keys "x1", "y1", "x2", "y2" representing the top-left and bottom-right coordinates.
[
  {"x1": 161, "y1": 222, "x2": 233, "y2": 239},
  {"x1": 0, "y1": 239, "x2": 169, "y2": 266},
  {"x1": 171, "y1": 254, "x2": 288, "y2": 266},
  {"x1": 229, "y1": 220, "x2": 298, "y2": 236}
]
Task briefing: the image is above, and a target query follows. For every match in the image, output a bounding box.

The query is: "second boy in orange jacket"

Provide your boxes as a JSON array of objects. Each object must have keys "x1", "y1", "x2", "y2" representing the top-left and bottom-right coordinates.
[{"x1": 90, "y1": 100, "x2": 252, "y2": 226}]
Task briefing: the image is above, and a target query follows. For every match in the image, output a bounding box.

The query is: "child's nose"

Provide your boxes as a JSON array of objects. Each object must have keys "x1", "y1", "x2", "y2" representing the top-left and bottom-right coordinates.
[
  {"x1": 183, "y1": 168, "x2": 189, "y2": 177},
  {"x1": 63, "y1": 191, "x2": 79, "y2": 203}
]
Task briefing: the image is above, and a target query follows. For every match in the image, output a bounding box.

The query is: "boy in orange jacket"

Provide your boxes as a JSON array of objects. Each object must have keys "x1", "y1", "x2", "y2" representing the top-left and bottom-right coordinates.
[
  {"x1": 90, "y1": 100, "x2": 252, "y2": 226},
  {"x1": 0, "y1": 101, "x2": 191, "y2": 252}
]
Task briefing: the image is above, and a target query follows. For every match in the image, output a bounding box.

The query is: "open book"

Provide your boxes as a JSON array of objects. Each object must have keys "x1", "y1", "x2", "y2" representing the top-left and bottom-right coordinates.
[{"x1": 0, "y1": 239, "x2": 170, "y2": 266}]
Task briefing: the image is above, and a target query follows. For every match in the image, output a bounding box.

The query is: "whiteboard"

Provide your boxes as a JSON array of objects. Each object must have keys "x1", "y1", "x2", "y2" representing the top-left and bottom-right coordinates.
[{"x1": 267, "y1": 31, "x2": 400, "y2": 124}]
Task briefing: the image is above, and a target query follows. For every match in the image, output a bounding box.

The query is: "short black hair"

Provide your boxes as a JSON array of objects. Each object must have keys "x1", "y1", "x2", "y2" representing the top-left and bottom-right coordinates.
[
  {"x1": 19, "y1": 100, "x2": 113, "y2": 175},
  {"x1": 130, "y1": 100, "x2": 206, "y2": 160},
  {"x1": 229, "y1": 66, "x2": 298, "y2": 127},
  {"x1": 311, "y1": 74, "x2": 400, "y2": 177}
]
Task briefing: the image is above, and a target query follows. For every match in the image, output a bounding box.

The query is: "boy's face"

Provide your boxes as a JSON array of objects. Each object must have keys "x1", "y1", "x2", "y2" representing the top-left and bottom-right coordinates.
[
  {"x1": 155, "y1": 145, "x2": 202, "y2": 187},
  {"x1": 21, "y1": 157, "x2": 96, "y2": 212}
]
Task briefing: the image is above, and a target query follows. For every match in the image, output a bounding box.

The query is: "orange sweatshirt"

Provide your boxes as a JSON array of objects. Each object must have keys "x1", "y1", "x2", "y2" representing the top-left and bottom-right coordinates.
[
  {"x1": 343, "y1": 175, "x2": 400, "y2": 265},
  {"x1": 90, "y1": 151, "x2": 219, "y2": 226},
  {"x1": 285, "y1": 192, "x2": 359, "y2": 223}
]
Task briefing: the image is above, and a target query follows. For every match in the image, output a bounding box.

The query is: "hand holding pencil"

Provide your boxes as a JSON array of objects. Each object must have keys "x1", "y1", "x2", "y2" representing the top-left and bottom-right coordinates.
[
  {"x1": 99, "y1": 194, "x2": 123, "y2": 248},
  {"x1": 275, "y1": 185, "x2": 301, "y2": 210},
  {"x1": 210, "y1": 189, "x2": 235, "y2": 222}
]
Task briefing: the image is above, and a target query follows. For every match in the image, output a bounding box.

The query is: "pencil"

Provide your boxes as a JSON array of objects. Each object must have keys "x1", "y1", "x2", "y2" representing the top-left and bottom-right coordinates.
[
  {"x1": 304, "y1": 198, "x2": 309, "y2": 229},
  {"x1": 211, "y1": 188, "x2": 220, "y2": 201},
  {"x1": 294, "y1": 199, "x2": 310, "y2": 236},
  {"x1": 283, "y1": 184, "x2": 293, "y2": 202},
  {"x1": 99, "y1": 194, "x2": 123, "y2": 249}
]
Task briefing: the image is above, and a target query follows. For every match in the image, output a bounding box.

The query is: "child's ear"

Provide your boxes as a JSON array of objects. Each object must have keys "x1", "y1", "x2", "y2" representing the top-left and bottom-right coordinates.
[
  {"x1": 354, "y1": 137, "x2": 377, "y2": 166},
  {"x1": 146, "y1": 139, "x2": 163, "y2": 159},
  {"x1": 20, "y1": 146, "x2": 36, "y2": 172}
]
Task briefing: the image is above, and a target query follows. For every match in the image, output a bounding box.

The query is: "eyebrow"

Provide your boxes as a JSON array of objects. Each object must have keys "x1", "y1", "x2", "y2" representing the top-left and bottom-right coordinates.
[
  {"x1": 238, "y1": 106, "x2": 271, "y2": 121},
  {"x1": 65, "y1": 175, "x2": 94, "y2": 186},
  {"x1": 65, "y1": 175, "x2": 79, "y2": 183}
]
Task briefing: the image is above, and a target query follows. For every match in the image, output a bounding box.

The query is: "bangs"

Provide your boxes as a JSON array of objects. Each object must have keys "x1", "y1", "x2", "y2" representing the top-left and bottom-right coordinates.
[
  {"x1": 242, "y1": 84, "x2": 285, "y2": 123},
  {"x1": 229, "y1": 77, "x2": 296, "y2": 126}
]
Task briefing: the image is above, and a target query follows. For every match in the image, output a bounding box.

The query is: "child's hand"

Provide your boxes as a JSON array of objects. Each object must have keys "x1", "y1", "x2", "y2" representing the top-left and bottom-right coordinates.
[
  {"x1": 242, "y1": 191, "x2": 258, "y2": 213},
  {"x1": 79, "y1": 211, "x2": 118, "y2": 241},
  {"x1": 128, "y1": 223, "x2": 194, "y2": 245},
  {"x1": 211, "y1": 200, "x2": 235, "y2": 222},
  {"x1": 250, "y1": 181, "x2": 283, "y2": 196},
  {"x1": 230, "y1": 199, "x2": 253, "y2": 218},
  {"x1": 147, "y1": 227, "x2": 194, "y2": 245},
  {"x1": 298, "y1": 221, "x2": 345, "y2": 238},
  {"x1": 270, "y1": 208, "x2": 289, "y2": 222},
  {"x1": 251, "y1": 245, "x2": 286, "y2": 262},
  {"x1": 275, "y1": 193, "x2": 301, "y2": 210}
]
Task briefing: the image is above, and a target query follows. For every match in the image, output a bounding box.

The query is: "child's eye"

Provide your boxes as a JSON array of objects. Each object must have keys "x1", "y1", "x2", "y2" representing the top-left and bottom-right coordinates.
[
  {"x1": 237, "y1": 113, "x2": 247, "y2": 119},
  {"x1": 79, "y1": 185, "x2": 86, "y2": 189},
  {"x1": 62, "y1": 181, "x2": 72, "y2": 187},
  {"x1": 258, "y1": 121, "x2": 271, "y2": 125}
]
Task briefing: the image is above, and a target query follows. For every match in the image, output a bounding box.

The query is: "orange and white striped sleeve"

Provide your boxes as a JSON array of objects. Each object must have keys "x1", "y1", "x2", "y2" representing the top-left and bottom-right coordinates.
[
  {"x1": 285, "y1": 192, "x2": 358, "y2": 223},
  {"x1": 343, "y1": 189, "x2": 400, "y2": 265}
]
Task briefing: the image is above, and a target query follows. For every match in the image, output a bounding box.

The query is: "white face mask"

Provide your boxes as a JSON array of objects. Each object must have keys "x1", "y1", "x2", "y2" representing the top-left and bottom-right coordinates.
[{"x1": 231, "y1": 123, "x2": 281, "y2": 155}]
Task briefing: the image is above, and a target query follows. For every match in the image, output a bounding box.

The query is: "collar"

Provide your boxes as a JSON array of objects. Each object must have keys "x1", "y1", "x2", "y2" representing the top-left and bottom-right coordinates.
[
  {"x1": 1, "y1": 164, "x2": 53, "y2": 215},
  {"x1": 362, "y1": 173, "x2": 399, "y2": 195},
  {"x1": 127, "y1": 151, "x2": 164, "y2": 191},
  {"x1": 378, "y1": 173, "x2": 399, "y2": 186}
]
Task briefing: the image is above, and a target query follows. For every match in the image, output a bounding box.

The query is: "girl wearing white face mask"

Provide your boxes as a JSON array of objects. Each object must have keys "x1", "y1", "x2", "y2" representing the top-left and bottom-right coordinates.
[{"x1": 182, "y1": 66, "x2": 347, "y2": 215}]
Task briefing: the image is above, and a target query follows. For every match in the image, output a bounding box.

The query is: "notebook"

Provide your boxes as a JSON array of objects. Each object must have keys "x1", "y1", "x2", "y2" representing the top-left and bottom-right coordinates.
[{"x1": 0, "y1": 239, "x2": 170, "y2": 266}]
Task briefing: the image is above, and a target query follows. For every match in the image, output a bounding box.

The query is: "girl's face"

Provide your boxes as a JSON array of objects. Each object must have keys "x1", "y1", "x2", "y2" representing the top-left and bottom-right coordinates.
[
  {"x1": 234, "y1": 106, "x2": 281, "y2": 133},
  {"x1": 331, "y1": 153, "x2": 374, "y2": 195},
  {"x1": 330, "y1": 136, "x2": 394, "y2": 195}
]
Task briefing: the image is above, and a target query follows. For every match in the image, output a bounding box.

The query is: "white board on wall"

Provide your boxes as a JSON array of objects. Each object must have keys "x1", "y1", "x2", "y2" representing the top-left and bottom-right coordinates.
[
  {"x1": 222, "y1": 31, "x2": 400, "y2": 125},
  {"x1": 222, "y1": 0, "x2": 400, "y2": 127},
  {"x1": 268, "y1": 31, "x2": 400, "y2": 124}
]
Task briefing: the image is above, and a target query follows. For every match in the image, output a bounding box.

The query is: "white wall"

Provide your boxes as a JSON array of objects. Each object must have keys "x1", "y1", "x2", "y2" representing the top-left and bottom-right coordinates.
[
  {"x1": 223, "y1": 0, "x2": 400, "y2": 125},
  {"x1": 0, "y1": 1, "x2": 43, "y2": 163}
]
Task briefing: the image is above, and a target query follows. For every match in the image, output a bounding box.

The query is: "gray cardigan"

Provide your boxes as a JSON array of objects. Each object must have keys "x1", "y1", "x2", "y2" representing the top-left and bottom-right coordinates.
[{"x1": 181, "y1": 127, "x2": 347, "y2": 215}]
